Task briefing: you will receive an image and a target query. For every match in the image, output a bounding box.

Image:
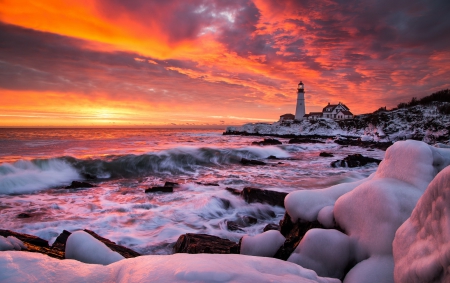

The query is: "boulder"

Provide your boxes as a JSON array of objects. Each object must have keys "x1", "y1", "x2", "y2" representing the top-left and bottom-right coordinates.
[
  {"x1": 331, "y1": 154, "x2": 381, "y2": 168},
  {"x1": 164, "y1": 181, "x2": 179, "y2": 187},
  {"x1": 251, "y1": 139, "x2": 282, "y2": 146},
  {"x1": 241, "y1": 187, "x2": 287, "y2": 207},
  {"x1": 319, "y1": 152, "x2": 334, "y2": 157},
  {"x1": 267, "y1": 155, "x2": 278, "y2": 159},
  {"x1": 65, "y1": 181, "x2": 96, "y2": 189},
  {"x1": 334, "y1": 139, "x2": 392, "y2": 151},
  {"x1": 173, "y1": 233, "x2": 240, "y2": 254},
  {"x1": 17, "y1": 213, "x2": 32, "y2": 218},
  {"x1": 240, "y1": 158, "x2": 266, "y2": 165},
  {"x1": 145, "y1": 186, "x2": 173, "y2": 193},
  {"x1": 226, "y1": 216, "x2": 258, "y2": 231},
  {"x1": 52, "y1": 229, "x2": 140, "y2": 259}
]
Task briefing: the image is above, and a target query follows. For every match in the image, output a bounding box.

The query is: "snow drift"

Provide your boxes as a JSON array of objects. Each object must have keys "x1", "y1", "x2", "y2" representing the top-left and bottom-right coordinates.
[
  {"x1": 0, "y1": 252, "x2": 340, "y2": 283},
  {"x1": 393, "y1": 165, "x2": 450, "y2": 282},
  {"x1": 285, "y1": 140, "x2": 450, "y2": 282}
]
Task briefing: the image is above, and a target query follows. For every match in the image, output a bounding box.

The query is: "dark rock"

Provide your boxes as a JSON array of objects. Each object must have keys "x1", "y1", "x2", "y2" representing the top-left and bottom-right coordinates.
[
  {"x1": 65, "y1": 181, "x2": 96, "y2": 189},
  {"x1": 252, "y1": 138, "x2": 282, "y2": 146},
  {"x1": 17, "y1": 213, "x2": 32, "y2": 218},
  {"x1": 274, "y1": 213, "x2": 325, "y2": 260},
  {"x1": 226, "y1": 221, "x2": 244, "y2": 232},
  {"x1": 331, "y1": 154, "x2": 382, "y2": 168},
  {"x1": 173, "y1": 233, "x2": 240, "y2": 254},
  {"x1": 225, "y1": 187, "x2": 242, "y2": 195},
  {"x1": 0, "y1": 229, "x2": 64, "y2": 259},
  {"x1": 164, "y1": 181, "x2": 179, "y2": 187},
  {"x1": 215, "y1": 197, "x2": 232, "y2": 209},
  {"x1": 289, "y1": 138, "x2": 325, "y2": 144},
  {"x1": 263, "y1": 223, "x2": 280, "y2": 232},
  {"x1": 145, "y1": 186, "x2": 173, "y2": 193},
  {"x1": 196, "y1": 182, "x2": 220, "y2": 186},
  {"x1": 51, "y1": 230, "x2": 72, "y2": 255},
  {"x1": 82, "y1": 173, "x2": 96, "y2": 180},
  {"x1": 319, "y1": 152, "x2": 334, "y2": 157},
  {"x1": 241, "y1": 187, "x2": 287, "y2": 207},
  {"x1": 367, "y1": 149, "x2": 375, "y2": 151},
  {"x1": 334, "y1": 139, "x2": 392, "y2": 151},
  {"x1": 240, "y1": 158, "x2": 266, "y2": 165},
  {"x1": 267, "y1": 155, "x2": 278, "y2": 159}
]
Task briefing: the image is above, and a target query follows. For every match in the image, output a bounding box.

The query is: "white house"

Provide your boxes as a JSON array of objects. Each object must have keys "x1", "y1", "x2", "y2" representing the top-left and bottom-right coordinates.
[{"x1": 279, "y1": 82, "x2": 354, "y2": 122}]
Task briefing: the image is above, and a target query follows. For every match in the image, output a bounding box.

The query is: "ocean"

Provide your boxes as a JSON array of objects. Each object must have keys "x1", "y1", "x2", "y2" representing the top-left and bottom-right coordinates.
[{"x1": 0, "y1": 128, "x2": 384, "y2": 254}]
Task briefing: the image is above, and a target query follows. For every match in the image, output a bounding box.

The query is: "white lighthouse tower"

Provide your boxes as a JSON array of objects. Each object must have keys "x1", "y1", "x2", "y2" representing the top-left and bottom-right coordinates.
[{"x1": 295, "y1": 81, "x2": 305, "y2": 120}]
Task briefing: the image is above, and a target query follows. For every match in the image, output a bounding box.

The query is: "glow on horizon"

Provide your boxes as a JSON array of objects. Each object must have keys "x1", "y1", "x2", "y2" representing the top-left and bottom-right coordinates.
[{"x1": 0, "y1": 0, "x2": 449, "y2": 126}]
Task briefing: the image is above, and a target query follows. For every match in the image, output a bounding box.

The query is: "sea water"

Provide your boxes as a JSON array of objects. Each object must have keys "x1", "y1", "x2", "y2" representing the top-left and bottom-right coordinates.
[{"x1": 0, "y1": 128, "x2": 384, "y2": 254}]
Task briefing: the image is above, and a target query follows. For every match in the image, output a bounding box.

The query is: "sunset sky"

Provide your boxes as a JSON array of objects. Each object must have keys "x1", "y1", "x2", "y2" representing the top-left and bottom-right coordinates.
[{"x1": 0, "y1": 0, "x2": 449, "y2": 127}]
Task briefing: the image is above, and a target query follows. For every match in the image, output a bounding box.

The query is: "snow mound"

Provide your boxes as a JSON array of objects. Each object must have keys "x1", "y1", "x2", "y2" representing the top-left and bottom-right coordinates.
[
  {"x1": 240, "y1": 230, "x2": 285, "y2": 257},
  {"x1": 284, "y1": 140, "x2": 450, "y2": 282},
  {"x1": 0, "y1": 252, "x2": 341, "y2": 283},
  {"x1": 65, "y1": 230, "x2": 124, "y2": 265},
  {"x1": 0, "y1": 236, "x2": 25, "y2": 251},
  {"x1": 393, "y1": 165, "x2": 450, "y2": 283}
]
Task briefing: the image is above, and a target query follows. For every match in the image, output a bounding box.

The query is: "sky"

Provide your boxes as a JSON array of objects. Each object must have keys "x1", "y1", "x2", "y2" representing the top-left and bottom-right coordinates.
[{"x1": 0, "y1": 0, "x2": 449, "y2": 127}]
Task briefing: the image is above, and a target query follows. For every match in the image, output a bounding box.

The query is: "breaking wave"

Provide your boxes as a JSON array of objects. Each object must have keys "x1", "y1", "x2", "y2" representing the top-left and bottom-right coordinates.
[{"x1": 0, "y1": 146, "x2": 289, "y2": 194}]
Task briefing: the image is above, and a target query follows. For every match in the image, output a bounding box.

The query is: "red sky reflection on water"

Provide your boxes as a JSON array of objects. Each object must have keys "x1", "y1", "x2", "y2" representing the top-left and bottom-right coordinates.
[{"x1": 0, "y1": 0, "x2": 449, "y2": 127}]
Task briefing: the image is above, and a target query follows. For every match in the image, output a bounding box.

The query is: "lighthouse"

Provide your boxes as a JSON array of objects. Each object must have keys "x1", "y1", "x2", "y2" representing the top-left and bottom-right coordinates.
[{"x1": 295, "y1": 81, "x2": 305, "y2": 120}]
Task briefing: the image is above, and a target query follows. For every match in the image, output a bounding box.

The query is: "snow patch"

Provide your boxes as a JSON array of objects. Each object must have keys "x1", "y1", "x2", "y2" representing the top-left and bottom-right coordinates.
[
  {"x1": 240, "y1": 230, "x2": 285, "y2": 257},
  {"x1": 65, "y1": 230, "x2": 124, "y2": 265}
]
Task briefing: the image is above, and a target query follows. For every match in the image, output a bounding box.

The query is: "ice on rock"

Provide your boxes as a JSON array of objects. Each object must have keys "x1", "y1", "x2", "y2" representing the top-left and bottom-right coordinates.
[
  {"x1": 284, "y1": 140, "x2": 450, "y2": 282},
  {"x1": 393, "y1": 166, "x2": 450, "y2": 283},
  {"x1": 288, "y1": 229, "x2": 355, "y2": 279},
  {"x1": 65, "y1": 230, "x2": 124, "y2": 265},
  {"x1": 343, "y1": 256, "x2": 394, "y2": 283},
  {"x1": 0, "y1": 236, "x2": 25, "y2": 251},
  {"x1": 240, "y1": 230, "x2": 285, "y2": 257},
  {"x1": 0, "y1": 252, "x2": 341, "y2": 283}
]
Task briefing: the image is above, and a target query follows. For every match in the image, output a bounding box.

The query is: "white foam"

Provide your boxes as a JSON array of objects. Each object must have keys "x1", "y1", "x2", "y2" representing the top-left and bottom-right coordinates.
[{"x1": 0, "y1": 159, "x2": 80, "y2": 194}]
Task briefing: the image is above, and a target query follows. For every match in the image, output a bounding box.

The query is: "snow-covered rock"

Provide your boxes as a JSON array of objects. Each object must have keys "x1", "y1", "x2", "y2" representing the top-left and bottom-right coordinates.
[
  {"x1": 393, "y1": 165, "x2": 450, "y2": 283},
  {"x1": 226, "y1": 103, "x2": 450, "y2": 143},
  {"x1": 0, "y1": 252, "x2": 341, "y2": 283},
  {"x1": 65, "y1": 230, "x2": 124, "y2": 265},
  {"x1": 284, "y1": 140, "x2": 450, "y2": 282},
  {"x1": 240, "y1": 230, "x2": 285, "y2": 257},
  {"x1": 0, "y1": 236, "x2": 25, "y2": 251}
]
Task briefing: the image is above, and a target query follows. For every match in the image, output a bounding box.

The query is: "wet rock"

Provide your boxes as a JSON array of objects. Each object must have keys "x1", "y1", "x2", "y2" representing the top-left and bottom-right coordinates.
[
  {"x1": 288, "y1": 138, "x2": 325, "y2": 144},
  {"x1": 263, "y1": 223, "x2": 280, "y2": 232},
  {"x1": 240, "y1": 158, "x2": 266, "y2": 166},
  {"x1": 226, "y1": 216, "x2": 258, "y2": 231},
  {"x1": 17, "y1": 213, "x2": 32, "y2": 218},
  {"x1": 241, "y1": 187, "x2": 287, "y2": 207},
  {"x1": 164, "y1": 181, "x2": 179, "y2": 187},
  {"x1": 145, "y1": 186, "x2": 173, "y2": 193},
  {"x1": 173, "y1": 233, "x2": 240, "y2": 254},
  {"x1": 0, "y1": 229, "x2": 64, "y2": 259},
  {"x1": 274, "y1": 213, "x2": 325, "y2": 260},
  {"x1": 225, "y1": 187, "x2": 241, "y2": 195},
  {"x1": 251, "y1": 138, "x2": 282, "y2": 146},
  {"x1": 334, "y1": 139, "x2": 392, "y2": 151},
  {"x1": 319, "y1": 152, "x2": 334, "y2": 157},
  {"x1": 65, "y1": 181, "x2": 96, "y2": 189},
  {"x1": 267, "y1": 155, "x2": 278, "y2": 159},
  {"x1": 226, "y1": 221, "x2": 245, "y2": 232},
  {"x1": 196, "y1": 182, "x2": 220, "y2": 186},
  {"x1": 82, "y1": 173, "x2": 96, "y2": 180},
  {"x1": 331, "y1": 154, "x2": 382, "y2": 168},
  {"x1": 215, "y1": 197, "x2": 232, "y2": 209},
  {"x1": 51, "y1": 230, "x2": 72, "y2": 254}
]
